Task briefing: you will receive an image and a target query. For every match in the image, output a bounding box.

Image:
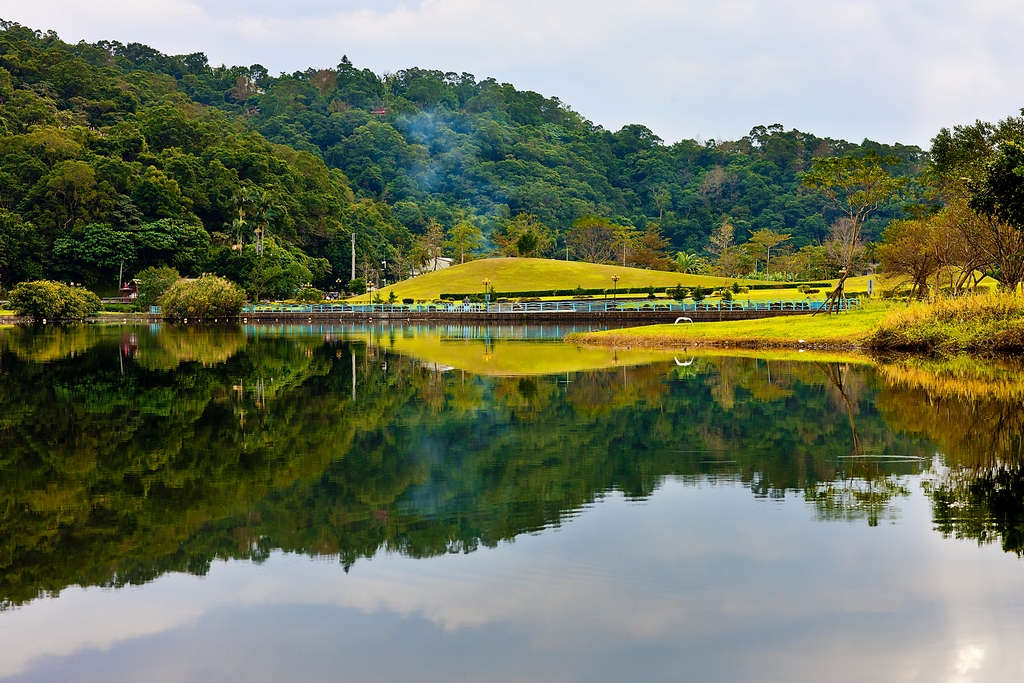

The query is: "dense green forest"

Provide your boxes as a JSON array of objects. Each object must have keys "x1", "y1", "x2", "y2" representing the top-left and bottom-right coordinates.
[{"x1": 0, "y1": 21, "x2": 925, "y2": 293}]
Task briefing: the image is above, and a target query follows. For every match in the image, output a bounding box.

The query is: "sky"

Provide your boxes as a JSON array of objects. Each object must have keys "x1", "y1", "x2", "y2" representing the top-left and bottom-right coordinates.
[{"x1": 3, "y1": 0, "x2": 1023, "y2": 148}]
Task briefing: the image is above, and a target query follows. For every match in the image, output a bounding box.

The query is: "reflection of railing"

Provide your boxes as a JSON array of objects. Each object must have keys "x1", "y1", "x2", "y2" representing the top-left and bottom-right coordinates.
[{"x1": 242, "y1": 299, "x2": 860, "y2": 315}]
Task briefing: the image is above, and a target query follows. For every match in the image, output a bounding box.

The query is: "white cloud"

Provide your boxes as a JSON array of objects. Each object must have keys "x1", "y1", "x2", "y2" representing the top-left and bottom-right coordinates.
[{"x1": 3, "y1": 1, "x2": 1024, "y2": 147}]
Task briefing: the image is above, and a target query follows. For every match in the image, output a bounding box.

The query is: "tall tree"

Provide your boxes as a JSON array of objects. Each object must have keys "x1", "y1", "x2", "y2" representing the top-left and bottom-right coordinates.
[
  {"x1": 802, "y1": 152, "x2": 906, "y2": 309},
  {"x1": 444, "y1": 220, "x2": 483, "y2": 264},
  {"x1": 747, "y1": 228, "x2": 790, "y2": 272}
]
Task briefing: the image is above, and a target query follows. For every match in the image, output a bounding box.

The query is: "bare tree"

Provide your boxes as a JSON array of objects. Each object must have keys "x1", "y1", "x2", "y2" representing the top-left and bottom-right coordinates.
[{"x1": 565, "y1": 216, "x2": 615, "y2": 263}]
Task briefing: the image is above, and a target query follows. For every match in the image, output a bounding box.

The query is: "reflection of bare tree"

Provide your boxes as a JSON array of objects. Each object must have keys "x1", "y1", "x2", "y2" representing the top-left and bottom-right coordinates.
[
  {"x1": 816, "y1": 362, "x2": 862, "y2": 456},
  {"x1": 802, "y1": 362, "x2": 918, "y2": 525}
]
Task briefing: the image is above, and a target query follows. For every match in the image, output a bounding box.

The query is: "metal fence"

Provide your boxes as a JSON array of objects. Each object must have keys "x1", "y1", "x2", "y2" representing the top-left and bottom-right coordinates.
[{"x1": 241, "y1": 299, "x2": 860, "y2": 315}]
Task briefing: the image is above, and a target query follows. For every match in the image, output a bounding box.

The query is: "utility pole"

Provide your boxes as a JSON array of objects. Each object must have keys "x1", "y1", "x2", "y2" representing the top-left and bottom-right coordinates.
[{"x1": 351, "y1": 232, "x2": 356, "y2": 282}]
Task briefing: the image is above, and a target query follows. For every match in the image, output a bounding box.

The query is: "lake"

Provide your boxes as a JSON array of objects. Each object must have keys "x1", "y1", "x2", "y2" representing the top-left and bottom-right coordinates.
[{"x1": 1, "y1": 324, "x2": 1022, "y2": 682}]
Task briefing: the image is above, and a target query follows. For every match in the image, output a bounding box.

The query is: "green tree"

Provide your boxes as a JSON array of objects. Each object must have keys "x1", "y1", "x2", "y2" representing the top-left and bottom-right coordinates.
[
  {"x1": 444, "y1": 220, "x2": 483, "y2": 264},
  {"x1": 802, "y1": 152, "x2": 906, "y2": 306},
  {"x1": 136, "y1": 266, "x2": 181, "y2": 308},
  {"x1": 802, "y1": 152, "x2": 906, "y2": 271},
  {"x1": 748, "y1": 228, "x2": 791, "y2": 272},
  {"x1": 675, "y1": 252, "x2": 704, "y2": 274},
  {"x1": 494, "y1": 214, "x2": 553, "y2": 258}
]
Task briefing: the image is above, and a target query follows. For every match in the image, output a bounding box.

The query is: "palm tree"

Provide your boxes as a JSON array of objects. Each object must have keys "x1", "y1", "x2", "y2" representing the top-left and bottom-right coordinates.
[{"x1": 675, "y1": 251, "x2": 703, "y2": 274}]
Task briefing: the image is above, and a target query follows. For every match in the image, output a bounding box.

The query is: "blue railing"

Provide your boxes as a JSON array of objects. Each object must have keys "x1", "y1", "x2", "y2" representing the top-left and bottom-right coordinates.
[{"x1": 242, "y1": 299, "x2": 859, "y2": 315}]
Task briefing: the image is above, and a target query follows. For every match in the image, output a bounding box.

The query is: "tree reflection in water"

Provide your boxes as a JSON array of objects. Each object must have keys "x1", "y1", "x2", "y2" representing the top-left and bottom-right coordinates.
[
  {"x1": 876, "y1": 356, "x2": 1024, "y2": 554},
  {"x1": 0, "y1": 325, "x2": 1021, "y2": 611}
]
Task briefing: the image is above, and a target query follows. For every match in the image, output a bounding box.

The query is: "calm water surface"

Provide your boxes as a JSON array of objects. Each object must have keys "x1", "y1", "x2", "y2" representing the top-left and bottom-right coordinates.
[{"x1": 1, "y1": 324, "x2": 1023, "y2": 682}]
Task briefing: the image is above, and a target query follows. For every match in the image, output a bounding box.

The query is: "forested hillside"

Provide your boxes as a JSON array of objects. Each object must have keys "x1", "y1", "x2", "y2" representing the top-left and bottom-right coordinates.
[{"x1": 0, "y1": 21, "x2": 925, "y2": 293}]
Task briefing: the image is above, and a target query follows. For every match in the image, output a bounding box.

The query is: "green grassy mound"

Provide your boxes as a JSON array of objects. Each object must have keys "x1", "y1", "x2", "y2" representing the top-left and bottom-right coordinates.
[{"x1": 352, "y1": 258, "x2": 736, "y2": 302}]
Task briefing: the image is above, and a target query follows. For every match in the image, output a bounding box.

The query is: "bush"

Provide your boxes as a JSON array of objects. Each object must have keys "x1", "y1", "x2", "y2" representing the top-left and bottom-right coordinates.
[
  {"x1": 159, "y1": 275, "x2": 246, "y2": 320},
  {"x1": 402, "y1": 298, "x2": 414, "y2": 304},
  {"x1": 721, "y1": 289, "x2": 734, "y2": 301},
  {"x1": 9, "y1": 281, "x2": 102, "y2": 321},
  {"x1": 295, "y1": 287, "x2": 324, "y2": 303},
  {"x1": 692, "y1": 285, "x2": 706, "y2": 302},
  {"x1": 348, "y1": 278, "x2": 367, "y2": 296},
  {"x1": 868, "y1": 294, "x2": 1024, "y2": 352},
  {"x1": 137, "y1": 266, "x2": 181, "y2": 308}
]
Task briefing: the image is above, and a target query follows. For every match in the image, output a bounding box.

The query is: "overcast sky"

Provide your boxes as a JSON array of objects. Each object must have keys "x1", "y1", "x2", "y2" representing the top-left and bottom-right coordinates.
[{"x1": 4, "y1": 0, "x2": 1023, "y2": 148}]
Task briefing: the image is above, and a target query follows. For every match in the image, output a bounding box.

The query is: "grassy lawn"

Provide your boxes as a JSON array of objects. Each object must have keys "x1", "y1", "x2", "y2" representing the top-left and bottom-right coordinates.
[
  {"x1": 351, "y1": 258, "x2": 744, "y2": 302},
  {"x1": 570, "y1": 301, "x2": 893, "y2": 349},
  {"x1": 349, "y1": 259, "x2": 911, "y2": 304}
]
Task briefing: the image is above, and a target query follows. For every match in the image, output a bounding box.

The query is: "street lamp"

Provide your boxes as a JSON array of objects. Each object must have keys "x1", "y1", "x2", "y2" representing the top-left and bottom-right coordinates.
[
  {"x1": 611, "y1": 274, "x2": 620, "y2": 301},
  {"x1": 482, "y1": 278, "x2": 491, "y2": 307},
  {"x1": 381, "y1": 260, "x2": 387, "y2": 288}
]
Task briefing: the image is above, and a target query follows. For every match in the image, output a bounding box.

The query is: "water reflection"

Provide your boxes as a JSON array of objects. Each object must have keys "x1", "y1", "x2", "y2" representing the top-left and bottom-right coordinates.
[{"x1": 1, "y1": 325, "x2": 1024, "y2": 680}]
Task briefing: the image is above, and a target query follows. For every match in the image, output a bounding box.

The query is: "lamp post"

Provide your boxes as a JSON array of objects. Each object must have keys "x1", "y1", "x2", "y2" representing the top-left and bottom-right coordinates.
[
  {"x1": 482, "y1": 278, "x2": 491, "y2": 307},
  {"x1": 611, "y1": 274, "x2": 620, "y2": 301}
]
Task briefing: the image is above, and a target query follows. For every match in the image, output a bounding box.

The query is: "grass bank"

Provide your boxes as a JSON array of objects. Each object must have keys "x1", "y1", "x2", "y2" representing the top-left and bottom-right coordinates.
[
  {"x1": 569, "y1": 303, "x2": 890, "y2": 350},
  {"x1": 867, "y1": 294, "x2": 1024, "y2": 353}
]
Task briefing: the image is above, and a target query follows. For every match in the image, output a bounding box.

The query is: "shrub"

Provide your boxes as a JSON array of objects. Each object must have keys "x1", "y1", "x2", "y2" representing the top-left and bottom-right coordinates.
[
  {"x1": 295, "y1": 287, "x2": 324, "y2": 303},
  {"x1": 646, "y1": 285, "x2": 656, "y2": 300},
  {"x1": 9, "y1": 281, "x2": 102, "y2": 321},
  {"x1": 692, "y1": 285, "x2": 706, "y2": 302},
  {"x1": 721, "y1": 289, "x2": 734, "y2": 301},
  {"x1": 159, "y1": 275, "x2": 246, "y2": 320},
  {"x1": 731, "y1": 281, "x2": 741, "y2": 294},
  {"x1": 348, "y1": 278, "x2": 367, "y2": 295},
  {"x1": 402, "y1": 298, "x2": 414, "y2": 304},
  {"x1": 137, "y1": 266, "x2": 181, "y2": 308}
]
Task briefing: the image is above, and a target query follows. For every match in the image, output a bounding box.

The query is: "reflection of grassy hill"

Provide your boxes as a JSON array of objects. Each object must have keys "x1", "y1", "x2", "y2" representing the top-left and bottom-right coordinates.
[
  {"x1": 353, "y1": 258, "x2": 734, "y2": 302},
  {"x1": 348, "y1": 328, "x2": 677, "y2": 375}
]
